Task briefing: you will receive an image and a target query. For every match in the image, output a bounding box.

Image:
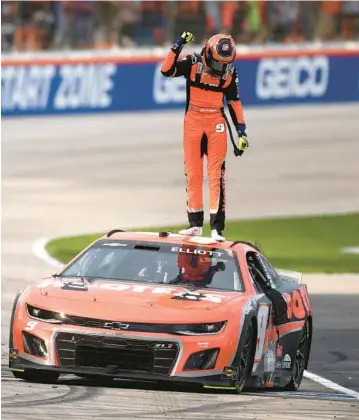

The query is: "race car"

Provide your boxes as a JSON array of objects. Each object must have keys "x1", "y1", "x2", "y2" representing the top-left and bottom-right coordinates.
[{"x1": 9, "y1": 230, "x2": 313, "y2": 392}]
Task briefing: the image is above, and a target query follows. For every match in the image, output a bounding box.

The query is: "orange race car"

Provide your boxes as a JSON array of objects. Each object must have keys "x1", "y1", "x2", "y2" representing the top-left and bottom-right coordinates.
[{"x1": 9, "y1": 230, "x2": 313, "y2": 392}]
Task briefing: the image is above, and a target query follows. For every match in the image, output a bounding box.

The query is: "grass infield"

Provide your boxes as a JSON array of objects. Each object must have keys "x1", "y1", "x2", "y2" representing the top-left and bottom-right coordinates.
[{"x1": 45, "y1": 213, "x2": 359, "y2": 273}]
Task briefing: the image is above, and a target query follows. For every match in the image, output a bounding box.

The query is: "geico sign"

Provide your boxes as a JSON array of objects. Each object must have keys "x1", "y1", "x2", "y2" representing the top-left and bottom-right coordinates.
[
  {"x1": 153, "y1": 63, "x2": 186, "y2": 104},
  {"x1": 256, "y1": 56, "x2": 329, "y2": 100}
]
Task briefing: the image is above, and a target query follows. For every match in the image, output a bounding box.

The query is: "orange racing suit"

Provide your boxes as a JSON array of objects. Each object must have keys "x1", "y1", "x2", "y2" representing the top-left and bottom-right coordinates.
[
  {"x1": 161, "y1": 49, "x2": 246, "y2": 232},
  {"x1": 169, "y1": 244, "x2": 224, "y2": 286}
]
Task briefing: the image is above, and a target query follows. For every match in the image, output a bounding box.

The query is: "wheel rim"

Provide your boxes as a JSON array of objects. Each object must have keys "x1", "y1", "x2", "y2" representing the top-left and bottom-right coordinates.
[
  {"x1": 293, "y1": 321, "x2": 309, "y2": 385},
  {"x1": 239, "y1": 326, "x2": 253, "y2": 382}
]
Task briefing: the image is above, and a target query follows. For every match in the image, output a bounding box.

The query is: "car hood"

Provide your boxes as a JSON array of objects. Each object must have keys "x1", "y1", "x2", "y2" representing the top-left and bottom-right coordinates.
[{"x1": 34, "y1": 277, "x2": 245, "y2": 323}]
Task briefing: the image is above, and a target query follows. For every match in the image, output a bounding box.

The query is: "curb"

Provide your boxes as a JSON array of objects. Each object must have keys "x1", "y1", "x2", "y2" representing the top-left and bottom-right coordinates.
[{"x1": 32, "y1": 237, "x2": 65, "y2": 269}]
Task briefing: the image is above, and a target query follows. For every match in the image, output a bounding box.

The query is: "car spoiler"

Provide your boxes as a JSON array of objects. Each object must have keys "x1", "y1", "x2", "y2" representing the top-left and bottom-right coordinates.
[{"x1": 276, "y1": 268, "x2": 303, "y2": 284}]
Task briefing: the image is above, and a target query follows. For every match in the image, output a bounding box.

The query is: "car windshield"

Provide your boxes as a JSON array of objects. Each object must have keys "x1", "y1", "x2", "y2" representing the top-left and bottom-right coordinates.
[{"x1": 60, "y1": 240, "x2": 244, "y2": 292}]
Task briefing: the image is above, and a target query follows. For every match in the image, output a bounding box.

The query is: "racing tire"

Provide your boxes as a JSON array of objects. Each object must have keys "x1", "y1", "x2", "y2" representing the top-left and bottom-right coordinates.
[
  {"x1": 234, "y1": 322, "x2": 255, "y2": 393},
  {"x1": 12, "y1": 369, "x2": 60, "y2": 383},
  {"x1": 284, "y1": 319, "x2": 311, "y2": 391}
]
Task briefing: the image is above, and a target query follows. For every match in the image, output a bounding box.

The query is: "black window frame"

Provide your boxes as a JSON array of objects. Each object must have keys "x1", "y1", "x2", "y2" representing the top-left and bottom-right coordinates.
[{"x1": 59, "y1": 239, "x2": 246, "y2": 292}]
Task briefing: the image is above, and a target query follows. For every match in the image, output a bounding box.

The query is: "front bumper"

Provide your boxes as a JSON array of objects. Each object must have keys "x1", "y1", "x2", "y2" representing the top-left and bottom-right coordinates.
[
  {"x1": 9, "y1": 351, "x2": 238, "y2": 389},
  {"x1": 10, "y1": 320, "x2": 242, "y2": 389}
]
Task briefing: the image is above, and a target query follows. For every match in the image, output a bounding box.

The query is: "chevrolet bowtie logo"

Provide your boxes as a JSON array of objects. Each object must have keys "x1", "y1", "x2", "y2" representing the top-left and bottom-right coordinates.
[{"x1": 103, "y1": 322, "x2": 130, "y2": 330}]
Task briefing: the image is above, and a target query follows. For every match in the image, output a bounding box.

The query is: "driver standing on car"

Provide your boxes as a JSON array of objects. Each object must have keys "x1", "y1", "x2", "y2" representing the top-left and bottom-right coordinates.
[{"x1": 161, "y1": 31, "x2": 249, "y2": 241}]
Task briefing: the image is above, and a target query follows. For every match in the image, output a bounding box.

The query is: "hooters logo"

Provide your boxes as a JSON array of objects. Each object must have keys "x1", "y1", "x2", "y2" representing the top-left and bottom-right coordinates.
[{"x1": 283, "y1": 288, "x2": 311, "y2": 320}]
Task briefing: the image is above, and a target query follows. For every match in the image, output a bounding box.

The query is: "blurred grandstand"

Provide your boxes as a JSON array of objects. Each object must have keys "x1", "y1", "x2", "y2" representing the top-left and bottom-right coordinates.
[{"x1": 1, "y1": 1, "x2": 359, "y2": 52}]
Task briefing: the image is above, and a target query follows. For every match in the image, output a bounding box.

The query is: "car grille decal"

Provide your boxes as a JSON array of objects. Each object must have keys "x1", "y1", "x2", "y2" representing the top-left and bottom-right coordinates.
[{"x1": 55, "y1": 332, "x2": 179, "y2": 376}]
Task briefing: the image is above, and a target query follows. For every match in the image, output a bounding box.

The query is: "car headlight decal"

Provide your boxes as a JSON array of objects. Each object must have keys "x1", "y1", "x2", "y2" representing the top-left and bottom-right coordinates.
[
  {"x1": 174, "y1": 321, "x2": 227, "y2": 335},
  {"x1": 26, "y1": 304, "x2": 226, "y2": 335},
  {"x1": 27, "y1": 304, "x2": 64, "y2": 324}
]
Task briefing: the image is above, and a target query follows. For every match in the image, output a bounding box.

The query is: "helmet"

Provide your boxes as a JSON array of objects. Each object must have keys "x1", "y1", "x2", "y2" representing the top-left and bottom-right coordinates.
[{"x1": 203, "y1": 34, "x2": 236, "y2": 76}]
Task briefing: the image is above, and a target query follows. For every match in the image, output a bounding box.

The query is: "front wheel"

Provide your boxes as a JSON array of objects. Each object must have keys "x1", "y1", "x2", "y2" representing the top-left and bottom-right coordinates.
[
  {"x1": 234, "y1": 322, "x2": 255, "y2": 393},
  {"x1": 284, "y1": 319, "x2": 311, "y2": 391},
  {"x1": 12, "y1": 369, "x2": 60, "y2": 383}
]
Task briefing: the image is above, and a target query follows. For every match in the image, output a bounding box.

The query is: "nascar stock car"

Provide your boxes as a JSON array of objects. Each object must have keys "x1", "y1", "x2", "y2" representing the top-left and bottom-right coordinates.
[{"x1": 9, "y1": 230, "x2": 313, "y2": 392}]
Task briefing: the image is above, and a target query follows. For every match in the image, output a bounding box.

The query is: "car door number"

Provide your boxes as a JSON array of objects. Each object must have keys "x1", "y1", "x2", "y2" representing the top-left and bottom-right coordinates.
[{"x1": 254, "y1": 304, "x2": 270, "y2": 363}]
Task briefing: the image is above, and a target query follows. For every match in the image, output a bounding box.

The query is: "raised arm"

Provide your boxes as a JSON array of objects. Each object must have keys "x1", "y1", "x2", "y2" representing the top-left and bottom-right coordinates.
[{"x1": 161, "y1": 31, "x2": 194, "y2": 78}]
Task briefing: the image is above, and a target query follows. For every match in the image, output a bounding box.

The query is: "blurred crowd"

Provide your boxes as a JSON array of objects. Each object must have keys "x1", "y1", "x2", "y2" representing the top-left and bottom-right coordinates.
[{"x1": 2, "y1": 1, "x2": 359, "y2": 52}]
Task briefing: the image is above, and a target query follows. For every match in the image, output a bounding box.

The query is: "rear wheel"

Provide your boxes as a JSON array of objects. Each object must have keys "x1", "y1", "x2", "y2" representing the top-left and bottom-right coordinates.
[
  {"x1": 235, "y1": 322, "x2": 255, "y2": 393},
  {"x1": 284, "y1": 319, "x2": 311, "y2": 391},
  {"x1": 12, "y1": 369, "x2": 60, "y2": 383}
]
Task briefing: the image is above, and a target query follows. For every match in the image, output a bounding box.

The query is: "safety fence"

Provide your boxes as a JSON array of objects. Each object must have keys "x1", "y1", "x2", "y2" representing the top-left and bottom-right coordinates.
[{"x1": 2, "y1": 43, "x2": 359, "y2": 117}]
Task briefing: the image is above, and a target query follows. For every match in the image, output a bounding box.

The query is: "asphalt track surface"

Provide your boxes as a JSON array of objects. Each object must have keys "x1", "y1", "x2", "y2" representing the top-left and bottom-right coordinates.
[{"x1": 2, "y1": 103, "x2": 359, "y2": 419}]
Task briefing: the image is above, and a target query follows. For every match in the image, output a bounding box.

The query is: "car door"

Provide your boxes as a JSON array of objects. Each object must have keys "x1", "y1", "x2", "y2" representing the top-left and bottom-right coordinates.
[
  {"x1": 247, "y1": 251, "x2": 311, "y2": 384},
  {"x1": 252, "y1": 252, "x2": 311, "y2": 324}
]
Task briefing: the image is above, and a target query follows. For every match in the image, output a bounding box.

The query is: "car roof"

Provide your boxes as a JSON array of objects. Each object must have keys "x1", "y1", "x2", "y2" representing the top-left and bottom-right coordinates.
[{"x1": 96, "y1": 230, "x2": 261, "y2": 252}]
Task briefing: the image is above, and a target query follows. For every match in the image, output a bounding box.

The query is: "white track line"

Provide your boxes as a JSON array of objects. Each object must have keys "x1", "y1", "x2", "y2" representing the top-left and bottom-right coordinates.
[
  {"x1": 341, "y1": 246, "x2": 359, "y2": 254},
  {"x1": 32, "y1": 235, "x2": 359, "y2": 400},
  {"x1": 304, "y1": 371, "x2": 359, "y2": 399},
  {"x1": 32, "y1": 237, "x2": 65, "y2": 269}
]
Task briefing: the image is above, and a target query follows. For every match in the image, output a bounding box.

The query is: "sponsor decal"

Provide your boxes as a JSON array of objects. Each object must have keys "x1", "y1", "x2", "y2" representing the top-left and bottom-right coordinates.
[
  {"x1": 9, "y1": 348, "x2": 19, "y2": 360},
  {"x1": 276, "y1": 344, "x2": 283, "y2": 358},
  {"x1": 256, "y1": 56, "x2": 329, "y2": 100},
  {"x1": 103, "y1": 322, "x2": 130, "y2": 330},
  {"x1": 153, "y1": 343, "x2": 175, "y2": 349},
  {"x1": 282, "y1": 354, "x2": 292, "y2": 369},
  {"x1": 1, "y1": 63, "x2": 116, "y2": 112},
  {"x1": 2, "y1": 65, "x2": 56, "y2": 110},
  {"x1": 222, "y1": 366, "x2": 238, "y2": 380},
  {"x1": 172, "y1": 290, "x2": 225, "y2": 304},
  {"x1": 38, "y1": 280, "x2": 226, "y2": 302},
  {"x1": 2, "y1": 53, "x2": 358, "y2": 117},
  {"x1": 255, "y1": 254, "x2": 273, "y2": 286},
  {"x1": 283, "y1": 289, "x2": 309, "y2": 320},
  {"x1": 264, "y1": 341, "x2": 276, "y2": 373},
  {"x1": 171, "y1": 246, "x2": 224, "y2": 257},
  {"x1": 276, "y1": 353, "x2": 292, "y2": 369},
  {"x1": 54, "y1": 64, "x2": 116, "y2": 109}
]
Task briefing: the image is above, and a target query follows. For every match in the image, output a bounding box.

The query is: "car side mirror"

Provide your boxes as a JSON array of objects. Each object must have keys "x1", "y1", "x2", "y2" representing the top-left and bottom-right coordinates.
[{"x1": 265, "y1": 289, "x2": 290, "y2": 325}]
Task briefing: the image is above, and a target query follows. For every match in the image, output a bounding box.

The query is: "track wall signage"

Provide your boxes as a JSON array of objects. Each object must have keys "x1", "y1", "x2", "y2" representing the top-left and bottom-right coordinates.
[{"x1": 2, "y1": 46, "x2": 359, "y2": 117}]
